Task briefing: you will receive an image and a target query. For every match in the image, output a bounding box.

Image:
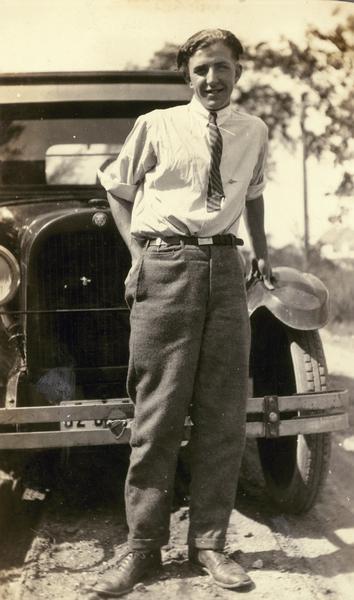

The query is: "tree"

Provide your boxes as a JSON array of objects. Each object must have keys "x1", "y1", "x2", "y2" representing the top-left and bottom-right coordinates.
[
  {"x1": 244, "y1": 14, "x2": 354, "y2": 165},
  {"x1": 243, "y1": 13, "x2": 354, "y2": 263},
  {"x1": 148, "y1": 43, "x2": 181, "y2": 71}
]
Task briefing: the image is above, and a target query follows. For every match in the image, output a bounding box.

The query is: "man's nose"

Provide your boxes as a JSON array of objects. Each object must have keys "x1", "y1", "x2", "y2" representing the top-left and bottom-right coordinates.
[{"x1": 205, "y1": 66, "x2": 218, "y2": 84}]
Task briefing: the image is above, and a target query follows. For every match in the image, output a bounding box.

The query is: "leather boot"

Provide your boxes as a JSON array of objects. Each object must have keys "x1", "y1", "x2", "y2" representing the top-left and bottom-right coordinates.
[
  {"x1": 88, "y1": 550, "x2": 162, "y2": 597},
  {"x1": 189, "y1": 548, "x2": 253, "y2": 589}
]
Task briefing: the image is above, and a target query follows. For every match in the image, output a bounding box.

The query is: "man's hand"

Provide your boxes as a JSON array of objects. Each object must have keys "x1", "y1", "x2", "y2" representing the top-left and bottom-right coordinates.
[{"x1": 253, "y1": 257, "x2": 275, "y2": 290}]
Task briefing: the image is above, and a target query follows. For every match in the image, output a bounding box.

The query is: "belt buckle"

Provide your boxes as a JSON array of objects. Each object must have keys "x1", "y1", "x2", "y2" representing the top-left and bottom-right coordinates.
[{"x1": 198, "y1": 237, "x2": 213, "y2": 245}]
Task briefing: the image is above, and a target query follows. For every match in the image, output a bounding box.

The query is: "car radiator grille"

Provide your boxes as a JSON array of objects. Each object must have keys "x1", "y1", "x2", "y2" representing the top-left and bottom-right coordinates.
[{"x1": 26, "y1": 224, "x2": 131, "y2": 373}]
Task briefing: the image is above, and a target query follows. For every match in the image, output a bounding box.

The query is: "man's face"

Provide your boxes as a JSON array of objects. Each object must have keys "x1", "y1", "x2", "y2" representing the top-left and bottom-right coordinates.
[{"x1": 188, "y1": 41, "x2": 241, "y2": 111}]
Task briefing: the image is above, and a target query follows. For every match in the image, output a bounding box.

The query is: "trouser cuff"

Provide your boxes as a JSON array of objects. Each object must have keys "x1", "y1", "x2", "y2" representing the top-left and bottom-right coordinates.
[
  {"x1": 188, "y1": 536, "x2": 225, "y2": 551},
  {"x1": 128, "y1": 535, "x2": 168, "y2": 551}
]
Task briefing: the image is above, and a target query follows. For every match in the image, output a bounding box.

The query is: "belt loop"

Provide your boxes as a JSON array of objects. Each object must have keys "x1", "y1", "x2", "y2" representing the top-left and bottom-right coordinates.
[
  {"x1": 144, "y1": 239, "x2": 150, "y2": 249},
  {"x1": 180, "y1": 238, "x2": 185, "y2": 248}
]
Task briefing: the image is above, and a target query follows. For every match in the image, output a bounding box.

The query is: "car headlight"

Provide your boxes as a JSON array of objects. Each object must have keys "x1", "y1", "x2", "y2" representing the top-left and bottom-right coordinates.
[{"x1": 0, "y1": 246, "x2": 20, "y2": 305}]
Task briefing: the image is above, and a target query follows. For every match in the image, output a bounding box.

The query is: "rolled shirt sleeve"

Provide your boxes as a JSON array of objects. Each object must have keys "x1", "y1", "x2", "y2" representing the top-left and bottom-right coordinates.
[
  {"x1": 246, "y1": 122, "x2": 269, "y2": 201},
  {"x1": 97, "y1": 114, "x2": 157, "y2": 203}
]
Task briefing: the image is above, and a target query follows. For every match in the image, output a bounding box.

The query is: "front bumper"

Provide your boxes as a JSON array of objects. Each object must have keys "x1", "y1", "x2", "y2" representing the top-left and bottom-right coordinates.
[{"x1": 0, "y1": 390, "x2": 348, "y2": 450}]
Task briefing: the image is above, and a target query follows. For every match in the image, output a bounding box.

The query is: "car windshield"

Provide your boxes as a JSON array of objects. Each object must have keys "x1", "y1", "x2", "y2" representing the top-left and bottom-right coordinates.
[{"x1": 0, "y1": 116, "x2": 135, "y2": 187}]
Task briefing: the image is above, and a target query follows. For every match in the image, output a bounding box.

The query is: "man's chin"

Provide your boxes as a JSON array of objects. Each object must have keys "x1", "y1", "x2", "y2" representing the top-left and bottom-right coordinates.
[
  {"x1": 199, "y1": 93, "x2": 230, "y2": 111},
  {"x1": 205, "y1": 99, "x2": 229, "y2": 111}
]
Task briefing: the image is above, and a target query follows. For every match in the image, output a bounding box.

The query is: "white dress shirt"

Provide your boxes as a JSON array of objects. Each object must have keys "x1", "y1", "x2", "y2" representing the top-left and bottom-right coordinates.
[{"x1": 98, "y1": 96, "x2": 268, "y2": 239}]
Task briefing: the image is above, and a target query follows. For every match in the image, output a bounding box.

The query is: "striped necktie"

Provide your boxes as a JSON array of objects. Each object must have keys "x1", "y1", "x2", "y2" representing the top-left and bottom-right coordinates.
[{"x1": 207, "y1": 111, "x2": 224, "y2": 212}]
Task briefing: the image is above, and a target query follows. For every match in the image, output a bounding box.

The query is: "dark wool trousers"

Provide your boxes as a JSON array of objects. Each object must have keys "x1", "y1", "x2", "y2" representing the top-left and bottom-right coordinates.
[{"x1": 124, "y1": 241, "x2": 250, "y2": 551}]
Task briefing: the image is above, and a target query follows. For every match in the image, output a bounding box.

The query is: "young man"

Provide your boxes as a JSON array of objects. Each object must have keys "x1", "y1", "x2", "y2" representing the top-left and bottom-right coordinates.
[{"x1": 92, "y1": 28, "x2": 273, "y2": 597}]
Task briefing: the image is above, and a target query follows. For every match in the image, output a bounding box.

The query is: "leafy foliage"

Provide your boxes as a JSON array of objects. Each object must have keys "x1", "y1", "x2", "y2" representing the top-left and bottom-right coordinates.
[
  {"x1": 335, "y1": 171, "x2": 354, "y2": 197},
  {"x1": 234, "y1": 85, "x2": 295, "y2": 149},
  {"x1": 148, "y1": 43, "x2": 180, "y2": 71}
]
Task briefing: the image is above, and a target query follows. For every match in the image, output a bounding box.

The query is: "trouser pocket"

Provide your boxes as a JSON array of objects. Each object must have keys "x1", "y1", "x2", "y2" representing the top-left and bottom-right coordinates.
[{"x1": 124, "y1": 255, "x2": 145, "y2": 309}]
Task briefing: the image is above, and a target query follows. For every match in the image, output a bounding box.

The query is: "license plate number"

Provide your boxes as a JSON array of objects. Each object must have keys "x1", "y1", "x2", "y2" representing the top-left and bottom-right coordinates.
[{"x1": 61, "y1": 418, "x2": 108, "y2": 430}]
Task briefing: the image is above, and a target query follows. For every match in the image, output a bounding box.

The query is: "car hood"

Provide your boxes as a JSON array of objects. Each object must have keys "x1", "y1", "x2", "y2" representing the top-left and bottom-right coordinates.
[{"x1": 0, "y1": 186, "x2": 106, "y2": 254}]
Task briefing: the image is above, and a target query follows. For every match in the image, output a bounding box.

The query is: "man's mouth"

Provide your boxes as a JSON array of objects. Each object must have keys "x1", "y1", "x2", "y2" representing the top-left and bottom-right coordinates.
[{"x1": 206, "y1": 88, "x2": 223, "y2": 95}]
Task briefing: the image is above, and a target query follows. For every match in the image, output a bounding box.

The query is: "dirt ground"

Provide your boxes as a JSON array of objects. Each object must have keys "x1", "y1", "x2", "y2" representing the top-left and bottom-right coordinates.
[{"x1": 0, "y1": 328, "x2": 353, "y2": 600}]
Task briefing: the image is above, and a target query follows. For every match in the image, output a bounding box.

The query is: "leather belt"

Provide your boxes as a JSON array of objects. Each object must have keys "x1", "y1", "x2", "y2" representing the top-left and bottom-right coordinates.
[{"x1": 147, "y1": 234, "x2": 244, "y2": 247}]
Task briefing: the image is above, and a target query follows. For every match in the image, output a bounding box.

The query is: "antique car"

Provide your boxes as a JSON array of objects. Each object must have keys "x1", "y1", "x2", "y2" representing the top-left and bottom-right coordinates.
[{"x1": 0, "y1": 71, "x2": 348, "y2": 514}]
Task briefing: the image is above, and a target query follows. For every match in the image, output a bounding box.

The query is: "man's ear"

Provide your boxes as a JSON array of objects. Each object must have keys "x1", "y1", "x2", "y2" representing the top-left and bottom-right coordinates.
[
  {"x1": 183, "y1": 69, "x2": 191, "y2": 86},
  {"x1": 234, "y1": 63, "x2": 242, "y2": 83}
]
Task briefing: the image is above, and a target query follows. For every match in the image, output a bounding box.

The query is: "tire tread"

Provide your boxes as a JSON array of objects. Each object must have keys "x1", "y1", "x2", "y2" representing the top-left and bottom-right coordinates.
[{"x1": 257, "y1": 326, "x2": 331, "y2": 514}]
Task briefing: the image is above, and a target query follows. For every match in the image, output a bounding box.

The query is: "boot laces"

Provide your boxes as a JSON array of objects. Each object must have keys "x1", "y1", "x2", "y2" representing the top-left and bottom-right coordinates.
[
  {"x1": 213, "y1": 551, "x2": 230, "y2": 566},
  {"x1": 117, "y1": 551, "x2": 155, "y2": 571}
]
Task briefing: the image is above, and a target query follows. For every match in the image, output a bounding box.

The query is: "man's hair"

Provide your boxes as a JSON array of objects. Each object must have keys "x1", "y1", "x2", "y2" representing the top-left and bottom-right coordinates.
[{"x1": 177, "y1": 29, "x2": 244, "y2": 80}]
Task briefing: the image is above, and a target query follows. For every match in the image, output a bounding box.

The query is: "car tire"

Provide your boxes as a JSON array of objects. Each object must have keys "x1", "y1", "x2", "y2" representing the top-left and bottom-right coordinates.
[{"x1": 255, "y1": 327, "x2": 331, "y2": 514}]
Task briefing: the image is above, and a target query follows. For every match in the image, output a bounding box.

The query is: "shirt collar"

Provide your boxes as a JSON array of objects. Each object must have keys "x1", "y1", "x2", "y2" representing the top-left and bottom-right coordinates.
[{"x1": 189, "y1": 95, "x2": 232, "y2": 126}]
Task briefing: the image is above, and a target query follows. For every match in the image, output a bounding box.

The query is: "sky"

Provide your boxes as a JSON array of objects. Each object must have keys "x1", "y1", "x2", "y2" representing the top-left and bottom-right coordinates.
[
  {"x1": 0, "y1": 0, "x2": 352, "y2": 72},
  {"x1": 0, "y1": 0, "x2": 353, "y2": 247}
]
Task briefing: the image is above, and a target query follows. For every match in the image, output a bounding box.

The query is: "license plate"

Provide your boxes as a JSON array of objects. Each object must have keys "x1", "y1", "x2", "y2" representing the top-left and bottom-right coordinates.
[{"x1": 60, "y1": 399, "x2": 113, "y2": 431}]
